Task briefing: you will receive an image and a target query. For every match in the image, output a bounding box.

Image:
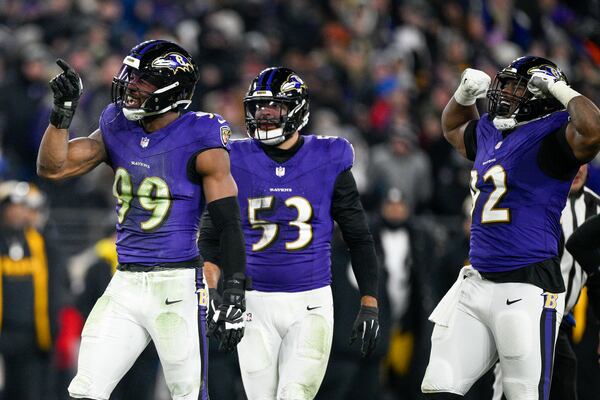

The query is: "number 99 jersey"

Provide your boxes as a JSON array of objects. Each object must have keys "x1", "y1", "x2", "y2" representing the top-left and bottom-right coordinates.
[
  {"x1": 100, "y1": 104, "x2": 231, "y2": 265},
  {"x1": 230, "y1": 135, "x2": 354, "y2": 292}
]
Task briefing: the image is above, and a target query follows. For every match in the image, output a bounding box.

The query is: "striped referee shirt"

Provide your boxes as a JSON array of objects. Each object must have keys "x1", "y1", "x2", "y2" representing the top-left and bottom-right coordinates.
[{"x1": 560, "y1": 186, "x2": 600, "y2": 313}]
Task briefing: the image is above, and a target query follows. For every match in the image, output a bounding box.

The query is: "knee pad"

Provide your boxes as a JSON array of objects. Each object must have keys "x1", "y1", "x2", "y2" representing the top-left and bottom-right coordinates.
[
  {"x1": 297, "y1": 314, "x2": 331, "y2": 361},
  {"x1": 155, "y1": 312, "x2": 190, "y2": 362},
  {"x1": 279, "y1": 382, "x2": 317, "y2": 400},
  {"x1": 170, "y1": 383, "x2": 201, "y2": 400},
  {"x1": 495, "y1": 311, "x2": 532, "y2": 359},
  {"x1": 421, "y1": 358, "x2": 460, "y2": 394},
  {"x1": 238, "y1": 328, "x2": 272, "y2": 374},
  {"x1": 68, "y1": 375, "x2": 105, "y2": 400},
  {"x1": 502, "y1": 379, "x2": 537, "y2": 400}
]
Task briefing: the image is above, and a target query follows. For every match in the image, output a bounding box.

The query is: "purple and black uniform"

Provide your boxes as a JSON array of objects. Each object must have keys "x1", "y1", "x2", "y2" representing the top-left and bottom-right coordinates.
[
  {"x1": 469, "y1": 111, "x2": 574, "y2": 272},
  {"x1": 467, "y1": 111, "x2": 579, "y2": 399},
  {"x1": 100, "y1": 104, "x2": 230, "y2": 399},
  {"x1": 229, "y1": 135, "x2": 354, "y2": 292},
  {"x1": 100, "y1": 104, "x2": 230, "y2": 265}
]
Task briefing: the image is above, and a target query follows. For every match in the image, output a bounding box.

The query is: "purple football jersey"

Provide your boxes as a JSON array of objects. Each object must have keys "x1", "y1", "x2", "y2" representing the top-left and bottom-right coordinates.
[
  {"x1": 100, "y1": 104, "x2": 231, "y2": 265},
  {"x1": 230, "y1": 135, "x2": 354, "y2": 292},
  {"x1": 469, "y1": 111, "x2": 575, "y2": 272}
]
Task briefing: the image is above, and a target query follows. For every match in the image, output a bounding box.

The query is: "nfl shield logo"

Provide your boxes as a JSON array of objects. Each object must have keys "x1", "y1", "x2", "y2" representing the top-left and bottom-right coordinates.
[
  {"x1": 276, "y1": 166, "x2": 285, "y2": 177},
  {"x1": 140, "y1": 137, "x2": 150, "y2": 148}
]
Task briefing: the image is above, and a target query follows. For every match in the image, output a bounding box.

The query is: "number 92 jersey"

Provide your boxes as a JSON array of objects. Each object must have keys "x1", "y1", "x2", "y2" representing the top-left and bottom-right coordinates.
[
  {"x1": 100, "y1": 104, "x2": 231, "y2": 265},
  {"x1": 230, "y1": 135, "x2": 354, "y2": 292},
  {"x1": 469, "y1": 111, "x2": 576, "y2": 272}
]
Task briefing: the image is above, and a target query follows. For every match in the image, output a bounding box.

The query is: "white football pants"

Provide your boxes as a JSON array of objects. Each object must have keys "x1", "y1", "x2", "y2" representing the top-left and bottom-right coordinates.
[
  {"x1": 237, "y1": 286, "x2": 334, "y2": 400},
  {"x1": 421, "y1": 266, "x2": 564, "y2": 400},
  {"x1": 68, "y1": 268, "x2": 209, "y2": 400}
]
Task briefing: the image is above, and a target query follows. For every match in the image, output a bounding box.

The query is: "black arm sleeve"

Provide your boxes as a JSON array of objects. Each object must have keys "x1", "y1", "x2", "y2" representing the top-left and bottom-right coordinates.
[
  {"x1": 331, "y1": 169, "x2": 379, "y2": 298},
  {"x1": 537, "y1": 124, "x2": 583, "y2": 180},
  {"x1": 565, "y1": 214, "x2": 600, "y2": 276},
  {"x1": 198, "y1": 209, "x2": 221, "y2": 264},
  {"x1": 463, "y1": 120, "x2": 478, "y2": 161},
  {"x1": 205, "y1": 196, "x2": 246, "y2": 278}
]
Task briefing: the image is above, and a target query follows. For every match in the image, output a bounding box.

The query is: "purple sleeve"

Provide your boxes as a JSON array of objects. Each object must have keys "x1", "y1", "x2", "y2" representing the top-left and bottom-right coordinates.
[
  {"x1": 337, "y1": 137, "x2": 355, "y2": 173},
  {"x1": 98, "y1": 103, "x2": 118, "y2": 136},
  {"x1": 98, "y1": 104, "x2": 119, "y2": 166},
  {"x1": 200, "y1": 113, "x2": 232, "y2": 152}
]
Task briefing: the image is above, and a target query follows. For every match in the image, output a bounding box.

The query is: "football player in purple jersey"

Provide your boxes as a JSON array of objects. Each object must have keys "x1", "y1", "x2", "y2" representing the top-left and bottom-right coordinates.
[
  {"x1": 199, "y1": 67, "x2": 380, "y2": 399},
  {"x1": 420, "y1": 56, "x2": 600, "y2": 400},
  {"x1": 37, "y1": 39, "x2": 247, "y2": 400}
]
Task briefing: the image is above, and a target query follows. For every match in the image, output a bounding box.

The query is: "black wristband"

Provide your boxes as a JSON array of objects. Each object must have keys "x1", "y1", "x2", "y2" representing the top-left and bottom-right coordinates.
[
  {"x1": 50, "y1": 104, "x2": 76, "y2": 129},
  {"x1": 358, "y1": 305, "x2": 378, "y2": 318},
  {"x1": 209, "y1": 288, "x2": 221, "y2": 301}
]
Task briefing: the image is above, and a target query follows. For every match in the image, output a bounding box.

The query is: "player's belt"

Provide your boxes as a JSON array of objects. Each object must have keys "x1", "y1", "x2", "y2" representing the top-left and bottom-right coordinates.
[{"x1": 118, "y1": 257, "x2": 201, "y2": 272}]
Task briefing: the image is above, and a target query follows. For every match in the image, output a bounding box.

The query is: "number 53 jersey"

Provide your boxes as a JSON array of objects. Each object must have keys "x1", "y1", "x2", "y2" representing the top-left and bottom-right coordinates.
[
  {"x1": 100, "y1": 104, "x2": 231, "y2": 265},
  {"x1": 230, "y1": 135, "x2": 354, "y2": 293}
]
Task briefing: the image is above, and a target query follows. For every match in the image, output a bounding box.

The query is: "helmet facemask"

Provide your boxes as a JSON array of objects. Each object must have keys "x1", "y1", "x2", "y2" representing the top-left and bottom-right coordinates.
[
  {"x1": 111, "y1": 41, "x2": 198, "y2": 122},
  {"x1": 112, "y1": 66, "x2": 194, "y2": 121},
  {"x1": 487, "y1": 72, "x2": 532, "y2": 130},
  {"x1": 245, "y1": 97, "x2": 309, "y2": 146},
  {"x1": 487, "y1": 56, "x2": 568, "y2": 131},
  {"x1": 244, "y1": 67, "x2": 310, "y2": 146}
]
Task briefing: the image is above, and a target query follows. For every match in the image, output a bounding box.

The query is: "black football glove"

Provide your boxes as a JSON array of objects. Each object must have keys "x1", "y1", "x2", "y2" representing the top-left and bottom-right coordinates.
[
  {"x1": 49, "y1": 59, "x2": 83, "y2": 129},
  {"x1": 207, "y1": 288, "x2": 223, "y2": 341},
  {"x1": 206, "y1": 273, "x2": 246, "y2": 352},
  {"x1": 349, "y1": 305, "x2": 380, "y2": 358}
]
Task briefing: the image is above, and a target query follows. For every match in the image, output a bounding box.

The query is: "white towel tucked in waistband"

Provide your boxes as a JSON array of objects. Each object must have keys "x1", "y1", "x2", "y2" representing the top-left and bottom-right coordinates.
[{"x1": 428, "y1": 265, "x2": 475, "y2": 327}]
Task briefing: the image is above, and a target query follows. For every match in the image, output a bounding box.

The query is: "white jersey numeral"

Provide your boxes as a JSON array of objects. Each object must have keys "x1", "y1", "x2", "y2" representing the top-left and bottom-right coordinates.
[
  {"x1": 284, "y1": 196, "x2": 313, "y2": 250},
  {"x1": 470, "y1": 165, "x2": 510, "y2": 223},
  {"x1": 248, "y1": 196, "x2": 313, "y2": 251},
  {"x1": 248, "y1": 196, "x2": 278, "y2": 251}
]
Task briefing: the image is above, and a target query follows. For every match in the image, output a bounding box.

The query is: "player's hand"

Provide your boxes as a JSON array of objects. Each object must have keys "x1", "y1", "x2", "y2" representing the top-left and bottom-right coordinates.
[
  {"x1": 207, "y1": 273, "x2": 247, "y2": 352},
  {"x1": 206, "y1": 288, "x2": 223, "y2": 341},
  {"x1": 454, "y1": 68, "x2": 491, "y2": 106},
  {"x1": 527, "y1": 71, "x2": 560, "y2": 99},
  {"x1": 349, "y1": 305, "x2": 380, "y2": 358},
  {"x1": 49, "y1": 58, "x2": 83, "y2": 129}
]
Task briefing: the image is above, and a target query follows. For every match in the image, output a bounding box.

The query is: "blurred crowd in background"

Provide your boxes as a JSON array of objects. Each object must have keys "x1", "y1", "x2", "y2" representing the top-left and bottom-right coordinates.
[{"x1": 1, "y1": 0, "x2": 600, "y2": 399}]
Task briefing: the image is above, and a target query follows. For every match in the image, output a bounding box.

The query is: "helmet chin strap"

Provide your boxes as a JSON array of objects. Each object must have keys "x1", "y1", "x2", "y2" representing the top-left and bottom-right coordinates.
[
  {"x1": 122, "y1": 100, "x2": 192, "y2": 121},
  {"x1": 254, "y1": 127, "x2": 287, "y2": 146},
  {"x1": 492, "y1": 116, "x2": 517, "y2": 131},
  {"x1": 123, "y1": 107, "x2": 165, "y2": 121},
  {"x1": 493, "y1": 112, "x2": 551, "y2": 131}
]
